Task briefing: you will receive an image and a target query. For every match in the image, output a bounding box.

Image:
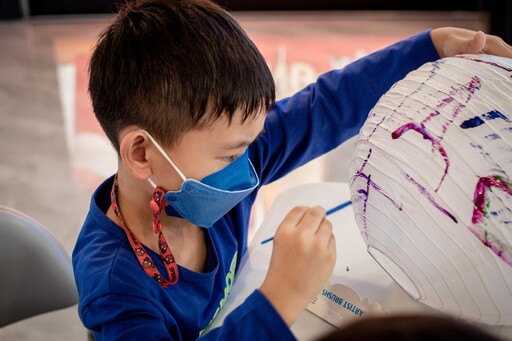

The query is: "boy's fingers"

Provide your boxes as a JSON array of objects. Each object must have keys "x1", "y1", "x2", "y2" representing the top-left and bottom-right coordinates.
[
  {"x1": 316, "y1": 219, "x2": 333, "y2": 246},
  {"x1": 467, "y1": 31, "x2": 512, "y2": 58},
  {"x1": 483, "y1": 35, "x2": 512, "y2": 58},
  {"x1": 298, "y1": 206, "x2": 326, "y2": 234},
  {"x1": 445, "y1": 31, "x2": 485, "y2": 57},
  {"x1": 433, "y1": 28, "x2": 512, "y2": 58},
  {"x1": 281, "y1": 206, "x2": 309, "y2": 230},
  {"x1": 328, "y1": 234, "x2": 336, "y2": 260}
]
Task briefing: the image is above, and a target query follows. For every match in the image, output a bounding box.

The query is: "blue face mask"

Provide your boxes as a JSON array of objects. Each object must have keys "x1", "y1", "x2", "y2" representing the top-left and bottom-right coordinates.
[{"x1": 144, "y1": 131, "x2": 259, "y2": 228}]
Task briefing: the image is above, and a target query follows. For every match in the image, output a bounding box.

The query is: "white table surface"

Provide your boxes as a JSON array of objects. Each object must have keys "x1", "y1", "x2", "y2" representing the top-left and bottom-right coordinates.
[{"x1": 209, "y1": 182, "x2": 455, "y2": 340}]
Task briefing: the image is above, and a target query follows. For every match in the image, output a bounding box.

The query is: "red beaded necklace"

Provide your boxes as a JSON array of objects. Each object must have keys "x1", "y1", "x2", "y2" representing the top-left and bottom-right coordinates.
[{"x1": 110, "y1": 174, "x2": 179, "y2": 287}]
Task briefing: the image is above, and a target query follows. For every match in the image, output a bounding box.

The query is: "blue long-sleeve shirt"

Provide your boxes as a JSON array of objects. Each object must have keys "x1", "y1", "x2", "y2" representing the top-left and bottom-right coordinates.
[{"x1": 72, "y1": 30, "x2": 439, "y2": 340}]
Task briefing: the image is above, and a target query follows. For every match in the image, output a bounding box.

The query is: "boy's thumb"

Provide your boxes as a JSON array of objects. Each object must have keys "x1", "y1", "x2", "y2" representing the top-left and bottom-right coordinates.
[{"x1": 466, "y1": 31, "x2": 486, "y2": 54}]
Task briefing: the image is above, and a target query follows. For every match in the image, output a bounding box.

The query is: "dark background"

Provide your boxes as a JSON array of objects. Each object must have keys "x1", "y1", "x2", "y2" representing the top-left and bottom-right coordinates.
[{"x1": 1, "y1": 0, "x2": 511, "y2": 44}]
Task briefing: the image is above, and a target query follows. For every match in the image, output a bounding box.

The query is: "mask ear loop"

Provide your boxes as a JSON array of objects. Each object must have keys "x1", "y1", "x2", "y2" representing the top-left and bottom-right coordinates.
[
  {"x1": 148, "y1": 178, "x2": 158, "y2": 189},
  {"x1": 140, "y1": 130, "x2": 187, "y2": 181}
]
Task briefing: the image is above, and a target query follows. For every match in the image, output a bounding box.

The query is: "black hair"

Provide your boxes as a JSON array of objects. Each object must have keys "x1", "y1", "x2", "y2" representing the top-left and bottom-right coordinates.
[{"x1": 89, "y1": 0, "x2": 275, "y2": 152}]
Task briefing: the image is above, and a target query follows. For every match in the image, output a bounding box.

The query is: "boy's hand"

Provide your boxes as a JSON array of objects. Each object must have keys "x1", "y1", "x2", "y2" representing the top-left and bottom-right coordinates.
[
  {"x1": 259, "y1": 206, "x2": 336, "y2": 326},
  {"x1": 431, "y1": 27, "x2": 512, "y2": 59}
]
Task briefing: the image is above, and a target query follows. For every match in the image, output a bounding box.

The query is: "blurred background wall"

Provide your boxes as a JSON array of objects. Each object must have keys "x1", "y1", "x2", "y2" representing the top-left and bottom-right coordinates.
[{"x1": 1, "y1": 0, "x2": 511, "y2": 44}]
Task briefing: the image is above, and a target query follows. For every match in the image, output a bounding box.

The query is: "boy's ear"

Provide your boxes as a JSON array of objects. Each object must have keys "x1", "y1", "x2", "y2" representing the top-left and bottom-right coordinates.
[{"x1": 119, "y1": 130, "x2": 153, "y2": 180}]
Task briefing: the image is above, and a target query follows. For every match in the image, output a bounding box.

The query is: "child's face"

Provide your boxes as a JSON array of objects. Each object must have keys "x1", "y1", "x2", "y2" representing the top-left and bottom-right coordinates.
[{"x1": 153, "y1": 109, "x2": 266, "y2": 191}]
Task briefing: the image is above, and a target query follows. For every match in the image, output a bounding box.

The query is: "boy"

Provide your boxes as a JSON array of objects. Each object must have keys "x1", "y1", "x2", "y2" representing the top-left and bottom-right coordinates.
[{"x1": 72, "y1": 0, "x2": 512, "y2": 339}]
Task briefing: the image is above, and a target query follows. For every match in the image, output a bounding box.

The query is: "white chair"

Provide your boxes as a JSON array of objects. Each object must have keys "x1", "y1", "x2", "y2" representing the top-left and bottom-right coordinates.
[{"x1": 0, "y1": 206, "x2": 78, "y2": 327}]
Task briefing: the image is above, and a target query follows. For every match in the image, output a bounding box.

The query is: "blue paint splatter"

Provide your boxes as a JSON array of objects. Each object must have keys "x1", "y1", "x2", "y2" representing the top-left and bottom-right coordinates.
[
  {"x1": 460, "y1": 110, "x2": 510, "y2": 129},
  {"x1": 485, "y1": 133, "x2": 501, "y2": 140},
  {"x1": 461, "y1": 116, "x2": 484, "y2": 129},
  {"x1": 483, "y1": 110, "x2": 510, "y2": 122}
]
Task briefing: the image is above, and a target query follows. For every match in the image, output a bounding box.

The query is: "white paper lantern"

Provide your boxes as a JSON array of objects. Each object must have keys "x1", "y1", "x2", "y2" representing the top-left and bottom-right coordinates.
[{"x1": 349, "y1": 54, "x2": 512, "y2": 325}]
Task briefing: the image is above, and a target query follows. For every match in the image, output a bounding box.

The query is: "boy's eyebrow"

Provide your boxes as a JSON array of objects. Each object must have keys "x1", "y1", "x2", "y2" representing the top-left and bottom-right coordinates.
[{"x1": 224, "y1": 129, "x2": 265, "y2": 150}]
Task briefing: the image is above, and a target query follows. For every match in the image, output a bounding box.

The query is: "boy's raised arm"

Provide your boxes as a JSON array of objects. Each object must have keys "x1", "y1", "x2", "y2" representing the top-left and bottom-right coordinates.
[
  {"x1": 250, "y1": 28, "x2": 512, "y2": 186},
  {"x1": 250, "y1": 30, "x2": 439, "y2": 184}
]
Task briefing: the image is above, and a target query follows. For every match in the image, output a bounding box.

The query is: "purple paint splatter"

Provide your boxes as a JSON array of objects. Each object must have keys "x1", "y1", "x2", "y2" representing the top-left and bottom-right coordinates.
[
  {"x1": 353, "y1": 148, "x2": 403, "y2": 234},
  {"x1": 401, "y1": 171, "x2": 458, "y2": 223},
  {"x1": 358, "y1": 174, "x2": 371, "y2": 234},
  {"x1": 420, "y1": 76, "x2": 481, "y2": 132},
  {"x1": 456, "y1": 55, "x2": 512, "y2": 78},
  {"x1": 353, "y1": 62, "x2": 464, "y2": 233},
  {"x1": 354, "y1": 171, "x2": 403, "y2": 212}
]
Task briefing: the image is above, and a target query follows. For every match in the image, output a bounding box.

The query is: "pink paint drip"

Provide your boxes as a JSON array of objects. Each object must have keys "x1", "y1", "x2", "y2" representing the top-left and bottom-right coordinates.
[
  {"x1": 472, "y1": 176, "x2": 512, "y2": 224},
  {"x1": 392, "y1": 123, "x2": 449, "y2": 192},
  {"x1": 392, "y1": 76, "x2": 481, "y2": 192},
  {"x1": 469, "y1": 225, "x2": 512, "y2": 267},
  {"x1": 470, "y1": 176, "x2": 512, "y2": 267}
]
